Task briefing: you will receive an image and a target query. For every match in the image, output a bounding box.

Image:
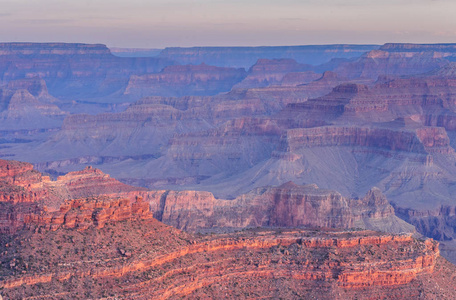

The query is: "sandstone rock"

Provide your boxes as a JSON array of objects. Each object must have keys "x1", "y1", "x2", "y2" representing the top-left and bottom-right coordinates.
[
  {"x1": 143, "y1": 182, "x2": 414, "y2": 234},
  {"x1": 0, "y1": 158, "x2": 453, "y2": 299},
  {"x1": 0, "y1": 160, "x2": 151, "y2": 233},
  {"x1": 0, "y1": 223, "x2": 451, "y2": 300}
]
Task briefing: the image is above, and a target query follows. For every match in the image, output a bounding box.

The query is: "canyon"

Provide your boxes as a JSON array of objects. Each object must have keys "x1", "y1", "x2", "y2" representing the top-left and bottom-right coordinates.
[
  {"x1": 0, "y1": 160, "x2": 411, "y2": 235},
  {"x1": 2, "y1": 42, "x2": 456, "y2": 298}
]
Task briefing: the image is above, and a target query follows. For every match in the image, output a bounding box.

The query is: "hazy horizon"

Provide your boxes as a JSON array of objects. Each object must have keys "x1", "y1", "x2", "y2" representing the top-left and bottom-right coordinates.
[{"x1": 0, "y1": 0, "x2": 455, "y2": 48}]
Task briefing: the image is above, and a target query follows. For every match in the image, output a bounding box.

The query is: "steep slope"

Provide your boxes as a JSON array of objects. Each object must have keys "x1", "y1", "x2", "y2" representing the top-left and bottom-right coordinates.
[
  {"x1": 12, "y1": 76, "x2": 339, "y2": 173},
  {"x1": 4, "y1": 43, "x2": 456, "y2": 272},
  {"x1": 0, "y1": 159, "x2": 412, "y2": 235}
]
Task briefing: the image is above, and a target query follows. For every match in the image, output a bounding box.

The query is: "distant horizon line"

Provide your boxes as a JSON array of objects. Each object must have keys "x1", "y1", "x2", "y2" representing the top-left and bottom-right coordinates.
[{"x1": 3, "y1": 41, "x2": 456, "y2": 51}]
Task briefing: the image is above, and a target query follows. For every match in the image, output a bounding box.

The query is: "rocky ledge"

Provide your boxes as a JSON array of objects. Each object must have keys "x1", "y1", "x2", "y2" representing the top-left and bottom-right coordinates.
[{"x1": 1, "y1": 224, "x2": 450, "y2": 300}]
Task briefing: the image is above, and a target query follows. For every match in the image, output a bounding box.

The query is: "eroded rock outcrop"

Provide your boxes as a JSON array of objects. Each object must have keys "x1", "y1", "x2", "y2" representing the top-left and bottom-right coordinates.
[
  {"x1": 0, "y1": 161, "x2": 149, "y2": 233},
  {"x1": 0, "y1": 160, "x2": 47, "y2": 203},
  {"x1": 0, "y1": 77, "x2": 67, "y2": 130},
  {"x1": 279, "y1": 126, "x2": 426, "y2": 153},
  {"x1": 31, "y1": 195, "x2": 152, "y2": 231},
  {"x1": 45, "y1": 166, "x2": 146, "y2": 206},
  {"x1": 143, "y1": 182, "x2": 414, "y2": 234}
]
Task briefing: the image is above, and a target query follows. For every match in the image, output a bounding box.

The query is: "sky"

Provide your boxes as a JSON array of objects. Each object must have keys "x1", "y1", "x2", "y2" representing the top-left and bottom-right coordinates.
[{"x1": 0, "y1": 0, "x2": 455, "y2": 48}]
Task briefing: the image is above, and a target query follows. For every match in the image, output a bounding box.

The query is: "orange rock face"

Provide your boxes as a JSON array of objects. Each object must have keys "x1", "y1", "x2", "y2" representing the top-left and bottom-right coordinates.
[
  {"x1": 30, "y1": 195, "x2": 153, "y2": 231},
  {"x1": 0, "y1": 160, "x2": 46, "y2": 203},
  {"x1": 1, "y1": 224, "x2": 452, "y2": 300},
  {"x1": 45, "y1": 166, "x2": 146, "y2": 206},
  {"x1": 0, "y1": 161, "x2": 148, "y2": 234}
]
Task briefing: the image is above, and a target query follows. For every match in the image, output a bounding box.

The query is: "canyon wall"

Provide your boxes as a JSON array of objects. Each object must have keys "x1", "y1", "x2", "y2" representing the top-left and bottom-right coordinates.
[
  {"x1": 0, "y1": 43, "x2": 174, "y2": 101},
  {"x1": 157, "y1": 44, "x2": 379, "y2": 68},
  {"x1": 139, "y1": 182, "x2": 414, "y2": 234},
  {"x1": 124, "y1": 63, "x2": 247, "y2": 97}
]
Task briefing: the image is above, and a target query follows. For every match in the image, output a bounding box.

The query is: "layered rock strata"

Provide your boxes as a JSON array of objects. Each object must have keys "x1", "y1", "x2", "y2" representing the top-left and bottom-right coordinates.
[
  {"x1": 0, "y1": 158, "x2": 454, "y2": 299},
  {"x1": 0, "y1": 77, "x2": 66, "y2": 130},
  {"x1": 335, "y1": 43, "x2": 456, "y2": 80},
  {"x1": 124, "y1": 63, "x2": 247, "y2": 97},
  {"x1": 157, "y1": 44, "x2": 379, "y2": 68},
  {"x1": 0, "y1": 161, "x2": 148, "y2": 234},
  {"x1": 140, "y1": 182, "x2": 414, "y2": 234},
  {"x1": 234, "y1": 59, "x2": 314, "y2": 89},
  {"x1": 0, "y1": 42, "x2": 174, "y2": 101},
  {"x1": 0, "y1": 224, "x2": 449, "y2": 300}
]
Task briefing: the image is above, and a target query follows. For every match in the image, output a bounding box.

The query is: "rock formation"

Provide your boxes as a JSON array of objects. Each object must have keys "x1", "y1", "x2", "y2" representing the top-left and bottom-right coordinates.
[
  {"x1": 44, "y1": 166, "x2": 146, "y2": 205},
  {"x1": 0, "y1": 158, "x2": 455, "y2": 299},
  {"x1": 0, "y1": 78, "x2": 66, "y2": 130},
  {"x1": 335, "y1": 43, "x2": 456, "y2": 80},
  {"x1": 3, "y1": 42, "x2": 456, "y2": 269},
  {"x1": 157, "y1": 44, "x2": 379, "y2": 68},
  {"x1": 1, "y1": 222, "x2": 452, "y2": 299},
  {"x1": 0, "y1": 42, "x2": 174, "y2": 103},
  {"x1": 141, "y1": 182, "x2": 414, "y2": 234},
  {"x1": 0, "y1": 160, "x2": 149, "y2": 234},
  {"x1": 124, "y1": 63, "x2": 247, "y2": 97},
  {"x1": 0, "y1": 159, "x2": 412, "y2": 235},
  {"x1": 233, "y1": 59, "x2": 314, "y2": 89}
]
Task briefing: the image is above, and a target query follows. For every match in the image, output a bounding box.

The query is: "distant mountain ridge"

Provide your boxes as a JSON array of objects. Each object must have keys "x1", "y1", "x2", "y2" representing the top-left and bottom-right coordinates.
[{"x1": 156, "y1": 44, "x2": 380, "y2": 68}]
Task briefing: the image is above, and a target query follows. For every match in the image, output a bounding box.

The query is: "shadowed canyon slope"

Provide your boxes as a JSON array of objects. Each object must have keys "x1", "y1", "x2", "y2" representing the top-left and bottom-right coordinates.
[{"x1": 0, "y1": 159, "x2": 455, "y2": 299}]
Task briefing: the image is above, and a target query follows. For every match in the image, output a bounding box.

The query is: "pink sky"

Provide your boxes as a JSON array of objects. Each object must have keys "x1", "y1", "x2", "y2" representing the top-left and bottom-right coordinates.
[{"x1": 0, "y1": 0, "x2": 455, "y2": 48}]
